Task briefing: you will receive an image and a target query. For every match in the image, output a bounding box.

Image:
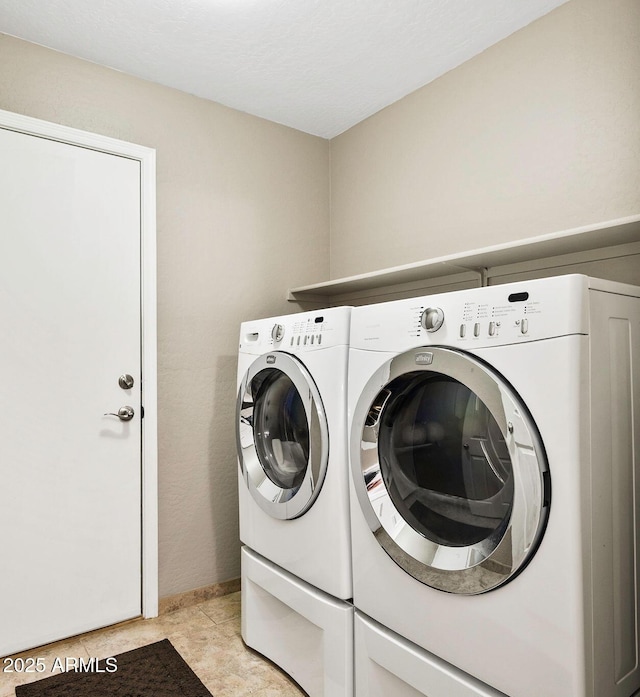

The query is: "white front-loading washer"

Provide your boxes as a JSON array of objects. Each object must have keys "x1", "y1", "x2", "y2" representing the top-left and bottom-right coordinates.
[
  {"x1": 236, "y1": 306, "x2": 353, "y2": 697},
  {"x1": 348, "y1": 275, "x2": 640, "y2": 697}
]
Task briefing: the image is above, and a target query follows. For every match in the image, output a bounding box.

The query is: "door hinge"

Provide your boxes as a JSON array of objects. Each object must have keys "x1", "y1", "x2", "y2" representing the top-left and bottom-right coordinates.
[{"x1": 141, "y1": 405, "x2": 145, "y2": 419}]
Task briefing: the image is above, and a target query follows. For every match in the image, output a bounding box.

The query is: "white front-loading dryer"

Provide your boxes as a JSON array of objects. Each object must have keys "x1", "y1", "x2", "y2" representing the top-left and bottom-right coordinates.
[
  {"x1": 348, "y1": 275, "x2": 640, "y2": 697},
  {"x1": 237, "y1": 306, "x2": 354, "y2": 697}
]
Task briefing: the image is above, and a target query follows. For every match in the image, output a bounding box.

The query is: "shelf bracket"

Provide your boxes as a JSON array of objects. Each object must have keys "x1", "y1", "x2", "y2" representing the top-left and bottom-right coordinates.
[{"x1": 477, "y1": 267, "x2": 489, "y2": 287}]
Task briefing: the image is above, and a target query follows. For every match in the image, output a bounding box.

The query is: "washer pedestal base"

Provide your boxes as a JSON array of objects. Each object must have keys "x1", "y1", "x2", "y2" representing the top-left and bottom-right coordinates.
[{"x1": 241, "y1": 546, "x2": 354, "y2": 697}]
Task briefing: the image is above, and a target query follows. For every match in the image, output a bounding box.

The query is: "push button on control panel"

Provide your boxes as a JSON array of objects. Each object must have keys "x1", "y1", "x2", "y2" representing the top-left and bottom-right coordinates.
[
  {"x1": 474, "y1": 323, "x2": 480, "y2": 337},
  {"x1": 489, "y1": 321, "x2": 496, "y2": 336},
  {"x1": 291, "y1": 332, "x2": 323, "y2": 348},
  {"x1": 459, "y1": 324, "x2": 466, "y2": 338},
  {"x1": 521, "y1": 318, "x2": 529, "y2": 334}
]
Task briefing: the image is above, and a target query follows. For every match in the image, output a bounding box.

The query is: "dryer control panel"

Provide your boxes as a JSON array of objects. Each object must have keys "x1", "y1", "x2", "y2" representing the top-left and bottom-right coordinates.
[
  {"x1": 351, "y1": 275, "x2": 590, "y2": 352},
  {"x1": 455, "y1": 289, "x2": 540, "y2": 341}
]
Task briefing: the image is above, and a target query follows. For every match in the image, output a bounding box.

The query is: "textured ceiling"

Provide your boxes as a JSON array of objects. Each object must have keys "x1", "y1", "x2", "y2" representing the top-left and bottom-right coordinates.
[{"x1": 0, "y1": 0, "x2": 568, "y2": 138}]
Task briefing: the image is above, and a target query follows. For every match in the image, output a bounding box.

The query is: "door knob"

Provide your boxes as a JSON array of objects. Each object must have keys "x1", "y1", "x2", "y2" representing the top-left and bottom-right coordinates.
[{"x1": 104, "y1": 406, "x2": 135, "y2": 421}]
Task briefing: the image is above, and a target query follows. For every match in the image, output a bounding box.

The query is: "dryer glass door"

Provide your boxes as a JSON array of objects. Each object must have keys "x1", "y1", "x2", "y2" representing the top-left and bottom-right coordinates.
[
  {"x1": 352, "y1": 347, "x2": 549, "y2": 594},
  {"x1": 237, "y1": 352, "x2": 329, "y2": 520}
]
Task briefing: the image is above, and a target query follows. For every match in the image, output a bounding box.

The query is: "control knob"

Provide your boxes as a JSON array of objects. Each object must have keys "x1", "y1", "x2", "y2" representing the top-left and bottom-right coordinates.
[
  {"x1": 420, "y1": 307, "x2": 445, "y2": 333},
  {"x1": 271, "y1": 323, "x2": 285, "y2": 342}
]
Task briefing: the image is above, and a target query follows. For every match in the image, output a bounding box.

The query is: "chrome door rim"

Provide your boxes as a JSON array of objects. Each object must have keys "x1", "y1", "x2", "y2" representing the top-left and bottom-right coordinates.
[
  {"x1": 237, "y1": 352, "x2": 329, "y2": 520},
  {"x1": 351, "y1": 346, "x2": 549, "y2": 594}
]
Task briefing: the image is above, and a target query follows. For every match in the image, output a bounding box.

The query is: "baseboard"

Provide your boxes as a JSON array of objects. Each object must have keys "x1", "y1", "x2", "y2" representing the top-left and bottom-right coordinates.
[{"x1": 159, "y1": 578, "x2": 241, "y2": 615}]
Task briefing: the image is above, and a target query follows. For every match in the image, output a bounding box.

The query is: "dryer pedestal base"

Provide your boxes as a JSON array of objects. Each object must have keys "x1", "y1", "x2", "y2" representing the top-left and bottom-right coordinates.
[
  {"x1": 241, "y1": 546, "x2": 354, "y2": 697},
  {"x1": 355, "y1": 611, "x2": 507, "y2": 697}
]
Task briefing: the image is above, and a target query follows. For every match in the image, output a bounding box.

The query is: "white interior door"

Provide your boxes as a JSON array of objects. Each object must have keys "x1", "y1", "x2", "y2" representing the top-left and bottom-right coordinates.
[{"x1": 0, "y1": 127, "x2": 142, "y2": 656}]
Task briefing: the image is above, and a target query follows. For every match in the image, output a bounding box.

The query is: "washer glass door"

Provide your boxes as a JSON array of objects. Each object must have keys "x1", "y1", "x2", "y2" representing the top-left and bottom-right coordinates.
[
  {"x1": 237, "y1": 352, "x2": 329, "y2": 520},
  {"x1": 352, "y1": 347, "x2": 549, "y2": 594}
]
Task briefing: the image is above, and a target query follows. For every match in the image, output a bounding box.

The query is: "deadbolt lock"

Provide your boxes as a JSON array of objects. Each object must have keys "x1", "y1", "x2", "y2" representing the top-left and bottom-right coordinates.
[{"x1": 118, "y1": 374, "x2": 135, "y2": 390}]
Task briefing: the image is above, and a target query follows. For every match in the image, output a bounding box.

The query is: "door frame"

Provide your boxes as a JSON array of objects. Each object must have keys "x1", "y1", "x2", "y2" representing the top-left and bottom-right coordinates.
[{"x1": 0, "y1": 108, "x2": 158, "y2": 618}]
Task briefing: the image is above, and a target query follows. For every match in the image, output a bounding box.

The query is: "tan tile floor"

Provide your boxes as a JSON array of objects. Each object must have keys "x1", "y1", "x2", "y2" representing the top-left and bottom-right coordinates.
[{"x1": 0, "y1": 592, "x2": 306, "y2": 697}]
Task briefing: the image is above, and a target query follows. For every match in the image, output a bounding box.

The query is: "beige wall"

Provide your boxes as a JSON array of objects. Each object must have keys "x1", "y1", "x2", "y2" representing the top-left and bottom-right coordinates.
[
  {"x1": 0, "y1": 33, "x2": 330, "y2": 597},
  {"x1": 330, "y1": 0, "x2": 640, "y2": 279}
]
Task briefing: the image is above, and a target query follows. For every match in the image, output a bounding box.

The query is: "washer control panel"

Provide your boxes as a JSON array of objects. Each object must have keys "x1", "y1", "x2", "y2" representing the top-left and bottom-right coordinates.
[
  {"x1": 288, "y1": 314, "x2": 327, "y2": 348},
  {"x1": 240, "y1": 306, "x2": 351, "y2": 353}
]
